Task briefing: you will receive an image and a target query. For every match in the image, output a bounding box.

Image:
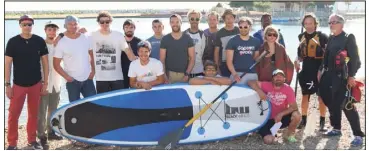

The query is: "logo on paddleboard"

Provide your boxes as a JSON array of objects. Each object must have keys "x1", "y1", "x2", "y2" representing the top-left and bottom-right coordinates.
[{"x1": 225, "y1": 104, "x2": 250, "y2": 118}]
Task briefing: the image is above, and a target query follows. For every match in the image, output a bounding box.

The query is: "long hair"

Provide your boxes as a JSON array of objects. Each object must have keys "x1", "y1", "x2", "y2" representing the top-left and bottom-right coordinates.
[{"x1": 263, "y1": 25, "x2": 280, "y2": 43}]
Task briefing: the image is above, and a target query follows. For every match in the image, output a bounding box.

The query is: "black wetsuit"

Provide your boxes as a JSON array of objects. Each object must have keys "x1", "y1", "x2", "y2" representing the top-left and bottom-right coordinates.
[
  {"x1": 318, "y1": 31, "x2": 364, "y2": 137},
  {"x1": 297, "y1": 31, "x2": 328, "y2": 95}
]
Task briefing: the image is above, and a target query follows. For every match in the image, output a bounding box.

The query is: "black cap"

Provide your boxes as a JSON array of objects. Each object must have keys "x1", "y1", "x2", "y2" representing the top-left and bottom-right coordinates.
[{"x1": 19, "y1": 14, "x2": 34, "y2": 24}]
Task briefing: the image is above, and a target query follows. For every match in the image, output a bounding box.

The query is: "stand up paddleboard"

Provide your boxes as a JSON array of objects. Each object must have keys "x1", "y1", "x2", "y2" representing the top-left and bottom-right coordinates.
[{"x1": 51, "y1": 83, "x2": 271, "y2": 146}]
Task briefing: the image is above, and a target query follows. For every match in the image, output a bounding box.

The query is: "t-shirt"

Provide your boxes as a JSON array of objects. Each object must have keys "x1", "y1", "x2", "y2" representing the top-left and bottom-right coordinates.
[
  {"x1": 184, "y1": 29, "x2": 206, "y2": 74},
  {"x1": 226, "y1": 35, "x2": 261, "y2": 73},
  {"x1": 5, "y1": 34, "x2": 48, "y2": 87},
  {"x1": 215, "y1": 27, "x2": 240, "y2": 62},
  {"x1": 89, "y1": 30, "x2": 128, "y2": 81},
  {"x1": 160, "y1": 33, "x2": 195, "y2": 73},
  {"x1": 203, "y1": 28, "x2": 218, "y2": 62},
  {"x1": 147, "y1": 35, "x2": 162, "y2": 60},
  {"x1": 260, "y1": 82, "x2": 295, "y2": 119},
  {"x1": 128, "y1": 58, "x2": 164, "y2": 82},
  {"x1": 54, "y1": 34, "x2": 91, "y2": 82},
  {"x1": 121, "y1": 36, "x2": 142, "y2": 69}
]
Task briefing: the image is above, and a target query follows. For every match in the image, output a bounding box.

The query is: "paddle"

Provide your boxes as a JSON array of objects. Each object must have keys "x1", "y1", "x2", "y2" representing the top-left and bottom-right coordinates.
[
  {"x1": 157, "y1": 50, "x2": 270, "y2": 150},
  {"x1": 295, "y1": 25, "x2": 304, "y2": 97}
]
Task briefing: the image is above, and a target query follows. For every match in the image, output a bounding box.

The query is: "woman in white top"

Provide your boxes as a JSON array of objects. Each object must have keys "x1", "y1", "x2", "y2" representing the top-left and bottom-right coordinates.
[{"x1": 128, "y1": 41, "x2": 165, "y2": 90}]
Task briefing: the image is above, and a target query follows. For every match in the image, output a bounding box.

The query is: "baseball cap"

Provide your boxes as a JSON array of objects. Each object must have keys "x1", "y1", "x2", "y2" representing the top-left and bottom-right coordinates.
[
  {"x1": 45, "y1": 21, "x2": 59, "y2": 28},
  {"x1": 272, "y1": 69, "x2": 285, "y2": 77},
  {"x1": 19, "y1": 14, "x2": 34, "y2": 24}
]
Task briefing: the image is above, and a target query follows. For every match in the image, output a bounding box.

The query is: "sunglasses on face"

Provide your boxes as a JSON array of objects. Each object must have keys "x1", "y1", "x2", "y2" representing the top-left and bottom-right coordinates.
[
  {"x1": 267, "y1": 33, "x2": 278, "y2": 37},
  {"x1": 190, "y1": 18, "x2": 200, "y2": 22},
  {"x1": 99, "y1": 20, "x2": 111, "y2": 24},
  {"x1": 21, "y1": 23, "x2": 33, "y2": 27},
  {"x1": 239, "y1": 26, "x2": 249, "y2": 29},
  {"x1": 328, "y1": 21, "x2": 340, "y2": 25}
]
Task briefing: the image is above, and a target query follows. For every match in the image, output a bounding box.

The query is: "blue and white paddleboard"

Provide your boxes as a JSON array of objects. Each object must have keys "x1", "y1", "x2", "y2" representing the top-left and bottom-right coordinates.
[{"x1": 51, "y1": 83, "x2": 271, "y2": 146}]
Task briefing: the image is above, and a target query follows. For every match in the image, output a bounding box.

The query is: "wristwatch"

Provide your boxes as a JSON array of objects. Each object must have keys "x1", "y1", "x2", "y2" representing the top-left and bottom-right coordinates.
[
  {"x1": 59, "y1": 33, "x2": 64, "y2": 38},
  {"x1": 184, "y1": 72, "x2": 189, "y2": 77},
  {"x1": 5, "y1": 82, "x2": 11, "y2": 87}
]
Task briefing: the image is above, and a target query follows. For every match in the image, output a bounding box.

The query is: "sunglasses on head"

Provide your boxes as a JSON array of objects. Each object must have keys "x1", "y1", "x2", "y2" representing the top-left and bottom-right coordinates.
[
  {"x1": 239, "y1": 26, "x2": 249, "y2": 29},
  {"x1": 328, "y1": 21, "x2": 340, "y2": 25},
  {"x1": 267, "y1": 33, "x2": 278, "y2": 37},
  {"x1": 21, "y1": 23, "x2": 33, "y2": 27},
  {"x1": 190, "y1": 18, "x2": 200, "y2": 22},
  {"x1": 99, "y1": 20, "x2": 111, "y2": 24}
]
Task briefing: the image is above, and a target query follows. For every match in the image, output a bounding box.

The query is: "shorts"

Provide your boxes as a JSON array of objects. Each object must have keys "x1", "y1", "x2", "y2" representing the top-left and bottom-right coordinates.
[
  {"x1": 298, "y1": 58, "x2": 322, "y2": 95},
  {"x1": 258, "y1": 113, "x2": 292, "y2": 138}
]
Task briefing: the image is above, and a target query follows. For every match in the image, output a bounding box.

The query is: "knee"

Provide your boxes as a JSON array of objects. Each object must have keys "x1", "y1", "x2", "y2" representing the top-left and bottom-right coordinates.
[
  {"x1": 292, "y1": 111, "x2": 302, "y2": 123},
  {"x1": 263, "y1": 135, "x2": 275, "y2": 144}
]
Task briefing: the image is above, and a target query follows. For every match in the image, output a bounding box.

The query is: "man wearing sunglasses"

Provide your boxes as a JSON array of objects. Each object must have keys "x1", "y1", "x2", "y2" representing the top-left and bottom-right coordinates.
[
  {"x1": 89, "y1": 11, "x2": 135, "y2": 93},
  {"x1": 122, "y1": 19, "x2": 142, "y2": 88},
  {"x1": 318, "y1": 14, "x2": 364, "y2": 146},
  {"x1": 160, "y1": 14, "x2": 195, "y2": 84},
  {"x1": 5, "y1": 15, "x2": 48, "y2": 150},
  {"x1": 184, "y1": 9, "x2": 206, "y2": 78},
  {"x1": 147, "y1": 19, "x2": 164, "y2": 60},
  {"x1": 189, "y1": 60, "x2": 231, "y2": 85},
  {"x1": 253, "y1": 13, "x2": 285, "y2": 47},
  {"x1": 214, "y1": 9, "x2": 239, "y2": 77},
  {"x1": 226, "y1": 17, "x2": 261, "y2": 85}
]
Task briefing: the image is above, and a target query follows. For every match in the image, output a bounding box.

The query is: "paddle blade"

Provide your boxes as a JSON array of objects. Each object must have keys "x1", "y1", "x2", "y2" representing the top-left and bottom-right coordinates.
[
  {"x1": 157, "y1": 128, "x2": 184, "y2": 150},
  {"x1": 304, "y1": 107, "x2": 317, "y2": 136}
]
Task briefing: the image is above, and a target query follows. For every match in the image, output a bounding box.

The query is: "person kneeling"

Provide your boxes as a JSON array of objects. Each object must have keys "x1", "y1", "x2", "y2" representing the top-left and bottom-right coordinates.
[
  {"x1": 189, "y1": 61, "x2": 231, "y2": 85},
  {"x1": 129, "y1": 41, "x2": 165, "y2": 90},
  {"x1": 247, "y1": 69, "x2": 301, "y2": 144}
]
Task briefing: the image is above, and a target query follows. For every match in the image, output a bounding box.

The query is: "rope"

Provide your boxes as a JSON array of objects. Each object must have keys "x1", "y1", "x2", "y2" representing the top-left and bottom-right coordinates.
[
  {"x1": 345, "y1": 86, "x2": 358, "y2": 110},
  {"x1": 197, "y1": 96, "x2": 227, "y2": 128}
]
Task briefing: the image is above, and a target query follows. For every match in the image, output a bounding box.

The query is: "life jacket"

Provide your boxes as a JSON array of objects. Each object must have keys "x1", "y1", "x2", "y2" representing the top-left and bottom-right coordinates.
[{"x1": 299, "y1": 33, "x2": 324, "y2": 59}]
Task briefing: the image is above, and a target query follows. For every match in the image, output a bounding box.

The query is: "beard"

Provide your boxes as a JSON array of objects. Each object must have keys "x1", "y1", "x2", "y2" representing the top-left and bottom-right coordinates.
[
  {"x1": 125, "y1": 32, "x2": 133, "y2": 37},
  {"x1": 240, "y1": 31, "x2": 249, "y2": 36},
  {"x1": 273, "y1": 80, "x2": 284, "y2": 87},
  {"x1": 171, "y1": 26, "x2": 181, "y2": 33}
]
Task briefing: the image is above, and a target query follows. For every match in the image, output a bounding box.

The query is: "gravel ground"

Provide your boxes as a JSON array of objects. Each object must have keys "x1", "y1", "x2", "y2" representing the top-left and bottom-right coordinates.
[{"x1": 4, "y1": 79, "x2": 366, "y2": 150}]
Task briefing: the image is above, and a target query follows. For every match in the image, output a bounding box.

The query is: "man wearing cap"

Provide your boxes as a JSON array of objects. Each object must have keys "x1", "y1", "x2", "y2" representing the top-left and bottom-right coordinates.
[
  {"x1": 129, "y1": 41, "x2": 165, "y2": 90},
  {"x1": 226, "y1": 17, "x2": 261, "y2": 84},
  {"x1": 147, "y1": 19, "x2": 164, "y2": 60},
  {"x1": 53, "y1": 15, "x2": 96, "y2": 102},
  {"x1": 121, "y1": 19, "x2": 142, "y2": 88},
  {"x1": 253, "y1": 13, "x2": 285, "y2": 47},
  {"x1": 5, "y1": 14, "x2": 48, "y2": 150},
  {"x1": 247, "y1": 69, "x2": 301, "y2": 144},
  {"x1": 89, "y1": 11, "x2": 136, "y2": 93},
  {"x1": 214, "y1": 9, "x2": 240, "y2": 77},
  {"x1": 37, "y1": 21, "x2": 63, "y2": 149},
  {"x1": 160, "y1": 14, "x2": 195, "y2": 83},
  {"x1": 319, "y1": 14, "x2": 364, "y2": 146}
]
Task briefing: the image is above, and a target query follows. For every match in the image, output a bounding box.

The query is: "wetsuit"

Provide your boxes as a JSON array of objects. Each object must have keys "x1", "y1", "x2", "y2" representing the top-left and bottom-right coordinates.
[{"x1": 319, "y1": 31, "x2": 364, "y2": 137}]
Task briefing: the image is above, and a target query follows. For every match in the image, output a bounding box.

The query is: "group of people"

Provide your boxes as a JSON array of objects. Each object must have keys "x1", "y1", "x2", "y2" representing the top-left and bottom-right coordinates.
[{"x1": 5, "y1": 8, "x2": 364, "y2": 150}]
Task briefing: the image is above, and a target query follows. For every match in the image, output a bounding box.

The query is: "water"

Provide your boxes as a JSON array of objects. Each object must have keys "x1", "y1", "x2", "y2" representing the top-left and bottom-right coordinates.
[{"x1": 5, "y1": 17, "x2": 365, "y2": 125}]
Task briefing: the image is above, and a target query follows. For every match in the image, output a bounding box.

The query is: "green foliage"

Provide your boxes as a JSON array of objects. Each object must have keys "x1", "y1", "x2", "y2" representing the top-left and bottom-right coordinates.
[{"x1": 253, "y1": 1, "x2": 271, "y2": 12}]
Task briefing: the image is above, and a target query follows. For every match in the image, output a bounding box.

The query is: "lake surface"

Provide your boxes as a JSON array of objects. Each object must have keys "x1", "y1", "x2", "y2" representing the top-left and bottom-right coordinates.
[{"x1": 4, "y1": 17, "x2": 365, "y2": 125}]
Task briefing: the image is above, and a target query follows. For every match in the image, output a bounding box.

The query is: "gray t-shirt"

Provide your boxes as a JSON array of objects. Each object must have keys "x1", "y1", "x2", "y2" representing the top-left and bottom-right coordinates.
[
  {"x1": 226, "y1": 35, "x2": 261, "y2": 73},
  {"x1": 147, "y1": 35, "x2": 162, "y2": 60},
  {"x1": 160, "y1": 33, "x2": 195, "y2": 72},
  {"x1": 215, "y1": 27, "x2": 240, "y2": 63}
]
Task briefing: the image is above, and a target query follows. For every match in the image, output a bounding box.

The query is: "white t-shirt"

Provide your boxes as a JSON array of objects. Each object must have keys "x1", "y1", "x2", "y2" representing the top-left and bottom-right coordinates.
[
  {"x1": 89, "y1": 30, "x2": 129, "y2": 81},
  {"x1": 185, "y1": 31, "x2": 206, "y2": 74},
  {"x1": 41, "y1": 43, "x2": 62, "y2": 92},
  {"x1": 54, "y1": 34, "x2": 91, "y2": 81},
  {"x1": 128, "y1": 58, "x2": 164, "y2": 82}
]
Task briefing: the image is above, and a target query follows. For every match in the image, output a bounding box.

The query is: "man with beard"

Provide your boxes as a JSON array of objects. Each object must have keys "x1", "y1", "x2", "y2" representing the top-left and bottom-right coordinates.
[
  {"x1": 147, "y1": 19, "x2": 164, "y2": 60},
  {"x1": 90, "y1": 11, "x2": 135, "y2": 93},
  {"x1": 160, "y1": 14, "x2": 195, "y2": 83},
  {"x1": 319, "y1": 14, "x2": 364, "y2": 146},
  {"x1": 253, "y1": 13, "x2": 285, "y2": 47},
  {"x1": 121, "y1": 19, "x2": 142, "y2": 88},
  {"x1": 248, "y1": 69, "x2": 301, "y2": 144},
  {"x1": 184, "y1": 9, "x2": 206, "y2": 78},
  {"x1": 202, "y1": 11, "x2": 219, "y2": 63},
  {"x1": 226, "y1": 17, "x2": 261, "y2": 84},
  {"x1": 214, "y1": 9, "x2": 239, "y2": 77}
]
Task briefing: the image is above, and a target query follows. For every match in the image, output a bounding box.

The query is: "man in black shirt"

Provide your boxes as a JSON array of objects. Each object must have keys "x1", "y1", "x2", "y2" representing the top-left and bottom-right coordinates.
[
  {"x1": 319, "y1": 14, "x2": 364, "y2": 146},
  {"x1": 5, "y1": 15, "x2": 48, "y2": 150},
  {"x1": 121, "y1": 19, "x2": 142, "y2": 88}
]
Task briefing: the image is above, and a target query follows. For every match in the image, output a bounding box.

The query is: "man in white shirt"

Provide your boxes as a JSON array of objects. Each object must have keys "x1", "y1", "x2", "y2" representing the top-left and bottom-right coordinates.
[
  {"x1": 37, "y1": 21, "x2": 63, "y2": 149},
  {"x1": 184, "y1": 9, "x2": 206, "y2": 78},
  {"x1": 90, "y1": 11, "x2": 136, "y2": 93},
  {"x1": 53, "y1": 15, "x2": 96, "y2": 102},
  {"x1": 128, "y1": 41, "x2": 165, "y2": 90}
]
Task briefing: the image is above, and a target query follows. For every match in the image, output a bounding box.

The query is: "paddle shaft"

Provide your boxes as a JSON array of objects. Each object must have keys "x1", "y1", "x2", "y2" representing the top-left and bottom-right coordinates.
[
  {"x1": 184, "y1": 50, "x2": 269, "y2": 127},
  {"x1": 295, "y1": 25, "x2": 304, "y2": 97}
]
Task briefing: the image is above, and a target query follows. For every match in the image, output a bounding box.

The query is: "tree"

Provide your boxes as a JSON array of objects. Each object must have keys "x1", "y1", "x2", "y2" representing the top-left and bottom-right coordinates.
[
  {"x1": 253, "y1": 1, "x2": 271, "y2": 12},
  {"x1": 229, "y1": 1, "x2": 254, "y2": 10},
  {"x1": 305, "y1": 1, "x2": 316, "y2": 12}
]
